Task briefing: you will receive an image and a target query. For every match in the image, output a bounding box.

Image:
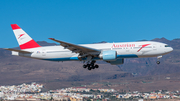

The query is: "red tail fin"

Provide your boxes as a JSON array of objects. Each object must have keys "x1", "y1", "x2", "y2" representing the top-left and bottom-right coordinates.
[{"x1": 11, "y1": 24, "x2": 41, "y2": 49}]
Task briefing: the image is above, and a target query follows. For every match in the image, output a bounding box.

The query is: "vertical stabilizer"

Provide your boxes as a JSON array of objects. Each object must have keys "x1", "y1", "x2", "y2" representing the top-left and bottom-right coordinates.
[{"x1": 11, "y1": 24, "x2": 41, "y2": 50}]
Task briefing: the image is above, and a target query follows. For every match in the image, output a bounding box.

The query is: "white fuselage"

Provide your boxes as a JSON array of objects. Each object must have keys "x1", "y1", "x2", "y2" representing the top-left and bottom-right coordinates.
[{"x1": 12, "y1": 41, "x2": 173, "y2": 61}]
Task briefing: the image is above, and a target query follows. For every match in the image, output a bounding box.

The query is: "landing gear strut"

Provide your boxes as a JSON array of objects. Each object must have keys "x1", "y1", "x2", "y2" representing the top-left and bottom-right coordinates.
[
  {"x1": 156, "y1": 55, "x2": 162, "y2": 65},
  {"x1": 83, "y1": 60, "x2": 99, "y2": 70}
]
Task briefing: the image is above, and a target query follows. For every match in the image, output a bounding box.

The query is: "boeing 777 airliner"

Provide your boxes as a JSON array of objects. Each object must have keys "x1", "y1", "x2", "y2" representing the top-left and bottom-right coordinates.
[{"x1": 5, "y1": 24, "x2": 173, "y2": 70}]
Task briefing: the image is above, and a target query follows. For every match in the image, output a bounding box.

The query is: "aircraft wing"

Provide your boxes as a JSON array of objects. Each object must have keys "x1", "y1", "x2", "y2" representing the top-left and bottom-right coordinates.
[
  {"x1": 49, "y1": 38, "x2": 100, "y2": 55},
  {"x1": 4, "y1": 48, "x2": 32, "y2": 54}
]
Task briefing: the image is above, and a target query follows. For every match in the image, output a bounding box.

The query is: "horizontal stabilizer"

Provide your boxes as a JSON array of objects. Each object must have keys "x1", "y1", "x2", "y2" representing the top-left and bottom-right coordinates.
[{"x1": 4, "y1": 48, "x2": 32, "y2": 54}]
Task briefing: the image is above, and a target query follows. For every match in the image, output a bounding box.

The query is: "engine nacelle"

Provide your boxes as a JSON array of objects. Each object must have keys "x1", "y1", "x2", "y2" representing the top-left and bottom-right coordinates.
[
  {"x1": 109, "y1": 58, "x2": 124, "y2": 65},
  {"x1": 99, "y1": 50, "x2": 117, "y2": 61}
]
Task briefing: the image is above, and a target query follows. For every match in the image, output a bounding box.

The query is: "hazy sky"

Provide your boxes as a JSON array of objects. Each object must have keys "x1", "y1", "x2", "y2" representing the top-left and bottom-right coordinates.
[{"x1": 1, "y1": 0, "x2": 180, "y2": 48}]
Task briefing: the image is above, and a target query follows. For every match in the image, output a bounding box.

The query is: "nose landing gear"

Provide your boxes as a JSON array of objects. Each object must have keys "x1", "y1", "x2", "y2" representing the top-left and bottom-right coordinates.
[
  {"x1": 156, "y1": 55, "x2": 162, "y2": 65},
  {"x1": 83, "y1": 60, "x2": 99, "y2": 70},
  {"x1": 156, "y1": 61, "x2": 160, "y2": 64}
]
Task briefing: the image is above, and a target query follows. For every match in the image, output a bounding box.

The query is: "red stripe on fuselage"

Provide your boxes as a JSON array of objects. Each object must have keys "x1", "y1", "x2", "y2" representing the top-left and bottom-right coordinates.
[
  {"x1": 11, "y1": 24, "x2": 21, "y2": 30},
  {"x1": 20, "y1": 40, "x2": 41, "y2": 49},
  {"x1": 137, "y1": 44, "x2": 150, "y2": 52}
]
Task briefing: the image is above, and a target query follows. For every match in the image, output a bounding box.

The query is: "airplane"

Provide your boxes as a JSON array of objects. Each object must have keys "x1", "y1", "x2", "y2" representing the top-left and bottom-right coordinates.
[{"x1": 5, "y1": 24, "x2": 173, "y2": 70}]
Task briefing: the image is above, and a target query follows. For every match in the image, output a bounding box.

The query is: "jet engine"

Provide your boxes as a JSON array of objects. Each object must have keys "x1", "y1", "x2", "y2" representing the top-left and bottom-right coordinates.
[{"x1": 99, "y1": 50, "x2": 117, "y2": 61}]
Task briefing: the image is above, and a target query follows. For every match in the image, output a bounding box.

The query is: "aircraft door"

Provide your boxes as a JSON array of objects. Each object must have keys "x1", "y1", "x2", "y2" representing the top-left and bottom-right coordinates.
[
  {"x1": 42, "y1": 49, "x2": 46, "y2": 56},
  {"x1": 126, "y1": 47, "x2": 132, "y2": 53},
  {"x1": 153, "y1": 44, "x2": 157, "y2": 50}
]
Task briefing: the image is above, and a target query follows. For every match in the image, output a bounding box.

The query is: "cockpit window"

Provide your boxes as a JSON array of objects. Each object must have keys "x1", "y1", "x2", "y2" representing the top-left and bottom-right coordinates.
[{"x1": 165, "y1": 45, "x2": 170, "y2": 47}]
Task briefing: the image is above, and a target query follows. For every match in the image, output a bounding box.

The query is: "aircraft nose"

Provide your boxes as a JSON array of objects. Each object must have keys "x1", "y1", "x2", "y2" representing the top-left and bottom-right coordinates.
[
  {"x1": 170, "y1": 47, "x2": 173, "y2": 52},
  {"x1": 164, "y1": 47, "x2": 173, "y2": 54}
]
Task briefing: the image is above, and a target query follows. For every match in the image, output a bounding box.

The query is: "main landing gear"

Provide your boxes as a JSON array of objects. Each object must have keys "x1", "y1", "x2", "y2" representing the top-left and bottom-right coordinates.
[
  {"x1": 83, "y1": 60, "x2": 99, "y2": 70},
  {"x1": 156, "y1": 55, "x2": 162, "y2": 65}
]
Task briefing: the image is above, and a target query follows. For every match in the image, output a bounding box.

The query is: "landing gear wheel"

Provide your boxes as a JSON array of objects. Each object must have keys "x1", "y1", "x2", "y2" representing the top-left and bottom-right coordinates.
[
  {"x1": 95, "y1": 65, "x2": 99, "y2": 68},
  {"x1": 83, "y1": 60, "x2": 99, "y2": 70},
  {"x1": 92, "y1": 66, "x2": 95, "y2": 69},
  {"x1": 83, "y1": 65, "x2": 87, "y2": 68},
  {"x1": 87, "y1": 64, "x2": 91, "y2": 70},
  {"x1": 156, "y1": 61, "x2": 160, "y2": 64},
  {"x1": 156, "y1": 55, "x2": 162, "y2": 65}
]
